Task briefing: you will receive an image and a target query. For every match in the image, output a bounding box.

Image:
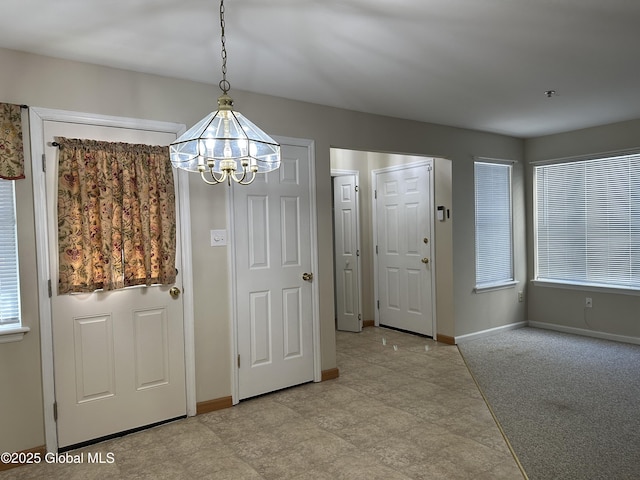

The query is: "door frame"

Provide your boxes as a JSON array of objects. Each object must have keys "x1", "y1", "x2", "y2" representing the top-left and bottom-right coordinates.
[
  {"x1": 371, "y1": 160, "x2": 437, "y2": 336},
  {"x1": 331, "y1": 169, "x2": 363, "y2": 332},
  {"x1": 29, "y1": 107, "x2": 196, "y2": 452},
  {"x1": 228, "y1": 136, "x2": 321, "y2": 405}
]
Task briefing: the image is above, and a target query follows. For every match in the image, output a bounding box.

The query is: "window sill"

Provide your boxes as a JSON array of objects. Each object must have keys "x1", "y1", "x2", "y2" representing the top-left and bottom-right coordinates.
[
  {"x1": 0, "y1": 326, "x2": 30, "y2": 344},
  {"x1": 531, "y1": 280, "x2": 640, "y2": 297},
  {"x1": 474, "y1": 280, "x2": 518, "y2": 293}
]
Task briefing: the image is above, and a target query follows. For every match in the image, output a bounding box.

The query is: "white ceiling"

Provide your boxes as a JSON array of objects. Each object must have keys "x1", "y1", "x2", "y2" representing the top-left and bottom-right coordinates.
[{"x1": 2, "y1": 0, "x2": 640, "y2": 138}]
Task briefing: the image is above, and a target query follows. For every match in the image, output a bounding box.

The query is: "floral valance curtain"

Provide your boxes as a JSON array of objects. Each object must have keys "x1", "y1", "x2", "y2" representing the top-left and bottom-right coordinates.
[
  {"x1": 0, "y1": 103, "x2": 25, "y2": 180},
  {"x1": 56, "y1": 138, "x2": 177, "y2": 294}
]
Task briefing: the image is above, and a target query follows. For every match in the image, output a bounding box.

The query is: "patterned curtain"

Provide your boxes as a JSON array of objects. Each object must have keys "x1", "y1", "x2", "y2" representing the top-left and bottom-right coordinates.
[
  {"x1": 0, "y1": 103, "x2": 25, "y2": 180},
  {"x1": 56, "y1": 138, "x2": 177, "y2": 294}
]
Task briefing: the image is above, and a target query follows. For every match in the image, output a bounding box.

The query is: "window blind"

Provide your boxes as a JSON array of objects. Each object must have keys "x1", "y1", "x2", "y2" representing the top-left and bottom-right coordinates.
[
  {"x1": 535, "y1": 153, "x2": 640, "y2": 289},
  {"x1": 0, "y1": 180, "x2": 21, "y2": 327},
  {"x1": 474, "y1": 162, "x2": 514, "y2": 287}
]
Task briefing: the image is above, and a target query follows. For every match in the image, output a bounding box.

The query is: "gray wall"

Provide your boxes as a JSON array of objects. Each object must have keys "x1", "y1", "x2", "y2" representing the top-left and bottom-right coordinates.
[
  {"x1": 330, "y1": 150, "x2": 454, "y2": 337},
  {"x1": 525, "y1": 119, "x2": 640, "y2": 339},
  {"x1": 0, "y1": 46, "x2": 525, "y2": 454}
]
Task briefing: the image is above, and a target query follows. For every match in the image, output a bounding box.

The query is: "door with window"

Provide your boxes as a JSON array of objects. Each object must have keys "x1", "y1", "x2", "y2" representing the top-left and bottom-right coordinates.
[
  {"x1": 44, "y1": 120, "x2": 186, "y2": 448},
  {"x1": 374, "y1": 162, "x2": 433, "y2": 336}
]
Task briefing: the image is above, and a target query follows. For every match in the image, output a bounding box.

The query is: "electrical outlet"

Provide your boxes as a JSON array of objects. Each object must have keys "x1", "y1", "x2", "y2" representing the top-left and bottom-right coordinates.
[
  {"x1": 585, "y1": 297, "x2": 592, "y2": 308},
  {"x1": 518, "y1": 291, "x2": 524, "y2": 302}
]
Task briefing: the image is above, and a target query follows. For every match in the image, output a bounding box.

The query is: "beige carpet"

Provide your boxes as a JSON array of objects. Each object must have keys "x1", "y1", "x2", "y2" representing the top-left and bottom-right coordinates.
[{"x1": 459, "y1": 327, "x2": 640, "y2": 480}]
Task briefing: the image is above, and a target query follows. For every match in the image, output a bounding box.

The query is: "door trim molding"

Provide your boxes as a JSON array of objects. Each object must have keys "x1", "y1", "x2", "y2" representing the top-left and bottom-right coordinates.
[
  {"x1": 29, "y1": 107, "x2": 196, "y2": 452},
  {"x1": 228, "y1": 136, "x2": 320, "y2": 405},
  {"x1": 371, "y1": 160, "x2": 437, "y2": 336}
]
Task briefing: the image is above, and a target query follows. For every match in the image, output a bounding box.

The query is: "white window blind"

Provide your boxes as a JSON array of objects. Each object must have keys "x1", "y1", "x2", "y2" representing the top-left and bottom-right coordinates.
[
  {"x1": 535, "y1": 153, "x2": 640, "y2": 289},
  {"x1": 0, "y1": 180, "x2": 21, "y2": 328},
  {"x1": 474, "y1": 161, "x2": 514, "y2": 288}
]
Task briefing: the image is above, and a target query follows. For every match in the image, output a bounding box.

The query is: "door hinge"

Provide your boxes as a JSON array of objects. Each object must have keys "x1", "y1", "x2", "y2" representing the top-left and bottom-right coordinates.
[
  {"x1": 376, "y1": 245, "x2": 378, "y2": 255},
  {"x1": 356, "y1": 249, "x2": 360, "y2": 257},
  {"x1": 355, "y1": 185, "x2": 359, "y2": 192},
  {"x1": 42, "y1": 153, "x2": 46, "y2": 173},
  {"x1": 237, "y1": 354, "x2": 241, "y2": 368},
  {"x1": 53, "y1": 401, "x2": 58, "y2": 421},
  {"x1": 358, "y1": 314, "x2": 362, "y2": 321},
  {"x1": 48, "y1": 279, "x2": 52, "y2": 298},
  {"x1": 377, "y1": 300, "x2": 380, "y2": 309},
  {"x1": 374, "y1": 189, "x2": 377, "y2": 199}
]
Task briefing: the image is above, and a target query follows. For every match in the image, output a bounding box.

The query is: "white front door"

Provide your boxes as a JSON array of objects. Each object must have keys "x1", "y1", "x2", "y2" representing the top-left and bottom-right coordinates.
[
  {"x1": 374, "y1": 162, "x2": 434, "y2": 336},
  {"x1": 232, "y1": 141, "x2": 316, "y2": 400},
  {"x1": 333, "y1": 174, "x2": 362, "y2": 332},
  {"x1": 44, "y1": 121, "x2": 186, "y2": 448}
]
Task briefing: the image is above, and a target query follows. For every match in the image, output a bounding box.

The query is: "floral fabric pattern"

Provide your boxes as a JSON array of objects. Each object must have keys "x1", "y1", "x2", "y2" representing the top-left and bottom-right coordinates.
[
  {"x1": 0, "y1": 103, "x2": 25, "y2": 180},
  {"x1": 57, "y1": 138, "x2": 176, "y2": 294}
]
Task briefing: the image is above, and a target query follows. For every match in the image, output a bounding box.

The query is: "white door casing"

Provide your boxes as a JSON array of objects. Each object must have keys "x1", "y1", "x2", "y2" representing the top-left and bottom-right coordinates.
[
  {"x1": 229, "y1": 138, "x2": 320, "y2": 401},
  {"x1": 332, "y1": 172, "x2": 362, "y2": 332},
  {"x1": 30, "y1": 108, "x2": 195, "y2": 452},
  {"x1": 373, "y1": 161, "x2": 435, "y2": 336}
]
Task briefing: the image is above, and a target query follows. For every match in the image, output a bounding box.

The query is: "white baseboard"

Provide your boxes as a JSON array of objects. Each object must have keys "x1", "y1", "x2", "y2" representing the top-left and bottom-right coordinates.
[
  {"x1": 528, "y1": 321, "x2": 640, "y2": 346},
  {"x1": 455, "y1": 321, "x2": 528, "y2": 344}
]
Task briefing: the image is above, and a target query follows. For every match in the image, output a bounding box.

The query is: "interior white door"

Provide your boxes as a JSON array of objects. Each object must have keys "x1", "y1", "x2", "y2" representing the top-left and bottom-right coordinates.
[
  {"x1": 375, "y1": 163, "x2": 433, "y2": 336},
  {"x1": 233, "y1": 142, "x2": 315, "y2": 400},
  {"x1": 44, "y1": 121, "x2": 186, "y2": 448},
  {"x1": 333, "y1": 174, "x2": 362, "y2": 332}
]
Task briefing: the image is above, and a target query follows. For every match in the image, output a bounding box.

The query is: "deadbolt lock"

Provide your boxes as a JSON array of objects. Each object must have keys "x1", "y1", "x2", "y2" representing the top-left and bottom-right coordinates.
[
  {"x1": 302, "y1": 272, "x2": 314, "y2": 281},
  {"x1": 423, "y1": 237, "x2": 429, "y2": 244}
]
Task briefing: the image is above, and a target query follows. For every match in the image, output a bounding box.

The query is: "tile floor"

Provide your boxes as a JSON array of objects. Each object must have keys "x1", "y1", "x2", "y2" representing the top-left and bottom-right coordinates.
[{"x1": 1, "y1": 327, "x2": 525, "y2": 479}]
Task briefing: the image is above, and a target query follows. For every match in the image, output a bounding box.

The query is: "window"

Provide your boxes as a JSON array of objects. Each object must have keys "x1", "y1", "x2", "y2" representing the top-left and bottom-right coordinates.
[
  {"x1": 474, "y1": 161, "x2": 514, "y2": 290},
  {"x1": 534, "y1": 152, "x2": 640, "y2": 290},
  {"x1": 0, "y1": 179, "x2": 23, "y2": 336}
]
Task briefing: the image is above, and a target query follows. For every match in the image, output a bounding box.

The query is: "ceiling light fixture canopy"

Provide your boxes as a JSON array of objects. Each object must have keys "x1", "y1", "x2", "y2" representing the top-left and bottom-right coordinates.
[{"x1": 169, "y1": 0, "x2": 280, "y2": 185}]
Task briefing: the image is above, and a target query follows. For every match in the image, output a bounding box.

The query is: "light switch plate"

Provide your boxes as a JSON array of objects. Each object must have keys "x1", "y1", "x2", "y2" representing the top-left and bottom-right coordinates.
[{"x1": 210, "y1": 229, "x2": 227, "y2": 246}]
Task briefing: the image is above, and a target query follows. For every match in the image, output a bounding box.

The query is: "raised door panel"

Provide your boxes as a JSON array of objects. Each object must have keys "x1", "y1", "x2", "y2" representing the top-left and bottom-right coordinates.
[
  {"x1": 342, "y1": 269, "x2": 354, "y2": 315},
  {"x1": 281, "y1": 197, "x2": 301, "y2": 267},
  {"x1": 73, "y1": 315, "x2": 115, "y2": 403},
  {"x1": 133, "y1": 308, "x2": 169, "y2": 390},
  {"x1": 340, "y1": 209, "x2": 354, "y2": 256},
  {"x1": 407, "y1": 269, "x2": 423, "y2": 314},
  {"x1": 384, "y1": 205, "x2": 400, "y2": 254},
  {"x1": 280, "y1": 157, "x2": 300, "y2": 185},
  {"x1": 249, "y1": 291, "x2": 272, "y2": 366},
  {"x1": 282, "y1": 287, "x2": 303, "y2": 359},
  {"x1": 405, "y1": 203, "x2": 421, "y2": 256},
  {"x1": 385, "y1": 267, "x2": 401, "y2": 311},
  {"x1": 248, "y1": 196, "x2": 270, "y2": 269}
]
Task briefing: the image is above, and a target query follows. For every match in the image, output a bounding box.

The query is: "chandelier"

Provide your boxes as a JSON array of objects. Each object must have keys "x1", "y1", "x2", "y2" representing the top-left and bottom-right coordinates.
[{"x1": 169, "y1": 0, "x2": 281, "y2": 185}]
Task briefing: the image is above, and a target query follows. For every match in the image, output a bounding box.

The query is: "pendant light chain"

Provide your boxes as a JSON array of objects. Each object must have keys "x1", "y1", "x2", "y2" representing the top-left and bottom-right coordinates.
[
  {"x1": 219, "y1": 0, "x2": 230, "y2": 94},
  {"x1": 169, "y1": 0, "x2": 281, "y2": 185}
]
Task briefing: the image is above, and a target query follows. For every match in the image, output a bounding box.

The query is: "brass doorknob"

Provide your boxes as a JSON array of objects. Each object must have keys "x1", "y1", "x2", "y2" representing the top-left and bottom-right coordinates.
[
  {"x1": 302, "y1": 272, "x2": 314, "y2": 281},
  {"x1": 169, "y1": 286, "x2": 181, "y2": 298},
  {"x1": 421, "y1": 258, "x2": 429, "y2": 264}
]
